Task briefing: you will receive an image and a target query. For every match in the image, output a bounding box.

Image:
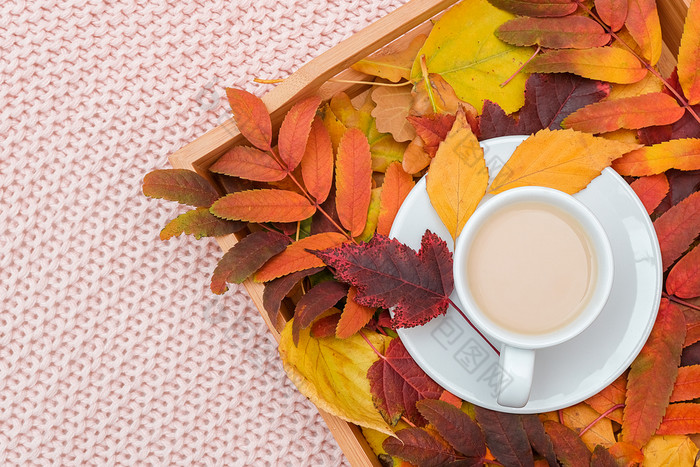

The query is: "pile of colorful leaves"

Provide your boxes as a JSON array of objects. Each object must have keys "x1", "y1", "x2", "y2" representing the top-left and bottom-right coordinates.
[{"x1": 143, "y1": 0, "x2": 700, "y2": 464}]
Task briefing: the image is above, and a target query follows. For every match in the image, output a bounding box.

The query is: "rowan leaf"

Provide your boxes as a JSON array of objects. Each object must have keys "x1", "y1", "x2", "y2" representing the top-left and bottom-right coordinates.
[
  {"x1": 143, "y1": 169, "x2": 219, "y2": 207},
  {"x1": 489, "y1": 128, "x2": 640, "y2": 195},
  {"x1": 641, "y1": 435, "x2": 699, "y2": 466},
  {"x1": 677, "y1": 0, "x2": 700, "y2": 104},
  {"x1": 608, "y1": 441, "x2": 644, "y2": 466},
  {"x1": 278, "y1": 95, "x2": 322, "y2": 172},
  {"x1": 310, "y1": 311, "x2": 342, "y2": 339},
  {"x1": 210, "y1": 189, "x2": 315, "y2": 223},
  {"x1": 624, "y1": 0, "x2": 663, "y2": 65},
  {"x1": 543, "y1": 421, "x2": 591, "y2": 467},
  {"x1": 585, "y1": 372, "x2": 627, "y2": 424},
  {"x1": 622, "y1": 298, "x2": 686, "y2": 448},
  {"x1": 561, "y1": 403, "x2": 615, "y2": 449},
  {"x1": 357, "y1": 187, "x2": 382, "y2": 243},
  {"x1": 210, "y1": 230, "x2": 290, "y2": 294},
  {"x1": 335, "y1": 127, "x2": 372, "y2": 237},
  {"x1": 658, "y1": 402, "x2": 700, "y2": 435},
  {"x1": 209, "y1": 145, "x2": 286, "y2": 182},
  {"x1": 254, "y1": 232, "x2": 348, "y2": 282},
  {"x1": 521, "y1": 414, "x2": 558, "y2": 467},
  {"x1": 684, "y1": 309, "x2": 700, "y2": 348},
  {"x1": 670, "y1": 365, "x2": 700, "y2": 402},
  {"x1": 352, "y1": 34, "x2": 427, "y2": 83},
  {"x1": 608, "y1": 71, "x2": 664, "y2": 100},
  {"x1": 630, "y1": 174, "x2": 670, "y2": 215},
  {"x1": 595, "y1": 0, "x2": 628, "y2": 31},
  {"x1": 474, "y1": 407, "x2": 534, "y2": 467},
  {"x1": 590, "y1": 445, "x2": 618, "y2": 467},
  {"x1": 613, "y1": 138, "x2": 700, "y2": 177},
  {"x1": 407, "y1": 113, "x2": 457, "y2": 157},
  {"x1": 487, "y1": 0, "x2": 577, "y2": 17},
  {"x1": 371, "y1": 85, "x2": 416, "y2": 143},
  {"x1": 427, "y1": 109, "x2": 488, "y2": 241},
  {"x1": 301, "y1": 116, "x2": 334, "y2": 204},
  {"x1": 653, "y1": 190, "x2": 700, "y2": 270},
  {"x1": 417, "y1": 399, "x2": 487, "y2": 461},
  {"x1": 279, "y1": 318, "x2": 393, "y2": 435},
  {"x1": 667, "y1": 244, "x2": 700, "y2": 298},
  {"x1": 561, "y1": 93, "x2": 685, "y2": 133},
  {"x1": 161, "y1": 207, "x2": 243, "y2": 240},
  {"x1": 653, "y1": 169, "x2": 700, "y2": 216},
  {"x1": 336, "y1": 286, "x2": 375, "y2": 339},
  {"x1": 292, "y1": 280, "x2": 349, "y2": 345},
  {"x1": 226, "y1": 87, "x2": 272, "y2": 151},
  {"x1": 524, "y1": 47, "x2": 647, "y2": 84},
  {"x1": 496, "y1": 16, "x2": 610, "y2": 49},
  {"x1": 383, "y1": 427, "x2": 462, "y2": 466},
  {"x1": 377, "y1": 162, "x2": 415, "y2": 236},
  {"x1": 313, "y1": 230, "x2": 453, "y2": 329},
  {"x1": 410, "y1": 0, "x2": 534, "y2": 114},
  {"x1": 262, "y1": 267, "x2": 324, "y2": 321}
]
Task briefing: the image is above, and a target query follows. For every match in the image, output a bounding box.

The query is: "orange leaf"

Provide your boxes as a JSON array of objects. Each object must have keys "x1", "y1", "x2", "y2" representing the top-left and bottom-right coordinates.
[
  {"x1": 524, "y1": 47, "x2": 647, "y2": 84},
  {"x1": 210, "y1": 189, "x2": 316, "y2": 223},
  {"x1": 622, "y1": 298, "x2": 686, "y2": 448},
  {"x1": 653, "y1": 190, "x2": 700, "y2": 270},
  {"x1": 657, "y1": 403, "x2": 700, "y2": 435},
  {"x1": 667, "y1": 244, "x2": 700, "y2": 298},
  {"x1": 427, "y1": 108, "x2": 488, "y2": 241},
  {"x1": 209, "y1": 146, "x2": 287, "y2": 182},
  {"x1": 595, "y1": 0, "x2": 628, "y2": 31},
  {"x1": 670, "y1": 365, "x2": 700, "y2": 402},
  {"x1": 402, "y1": 137, "x2": 432, "y2": 175},
  {"x1": 608, "y1": 441, "x2": 644, "y2": 466},
  {"x1": 625, "y1": 0, "x2": 663, "y2": 65},
  {"x1": 377, "y1": 162, "x2": 415, "y2": 236},
  {"x1": 336, "y1": 287, "x2": 376, "y2": 339},
  {"x1": 677, "y1": 0, "x2": 700, "y2": 104},
  {"x1": 336, "y1": 128, "x2": 373, "y2": 237},
  {"x1": 629, "y1": 173, "x2": 670, "y2": 215},
  {"x1": 562, "y1": 93, "x2": 684, "y2": 133},
  {"x1": 254, "y1": 232, "x2": 348, "y2": 282},
  {"x1": 561, "y1": 403, "x2": 616, "y2": 449},
  {"x1": 142, "y1": 169, "x2": 219, "y2": 207},
  {"x1": 160, "y1": 207, "x2": 243, "y2": 241},
  {"x1": 351, "y1": 34, "x2": 426, "y2": 83},
  {"x1": 496, "y1": 16, "x2": 610, "y2": 49},
  {"x1": 226, "y1": 88, "x2": 272, "y2": 151},
  {"x1": 489, "y1": 128, "x2": 640, "y2": 195},
  {"x1": 613, "y1": 138, "x2": 700, "y2": 176},
  {"x1": 301, "y1": 116, "x2": 334, "y2": 204},
  {"x1": 585, "y1": 372, "x2": 627, "y2": 424},
  {"x1": 278, "y1": 95, "x2": 322, "y2": 172},
  {"x1": 439, "y1": 390, "x2": 463, "y2": 409}
]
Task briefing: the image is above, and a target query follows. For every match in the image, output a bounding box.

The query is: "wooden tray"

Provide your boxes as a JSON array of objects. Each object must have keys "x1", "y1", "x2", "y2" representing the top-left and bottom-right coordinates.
[{"x1": 167, "y1": 0, "x2": 690, "y2": 464}]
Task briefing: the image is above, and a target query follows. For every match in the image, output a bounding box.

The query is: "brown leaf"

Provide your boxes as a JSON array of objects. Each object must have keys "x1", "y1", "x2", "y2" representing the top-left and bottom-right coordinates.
[
  {"x1": 543, "y1": 421, "x2": 591, "y2": 467},
  {"x1": 402, "y1": 136, "x2": 432, "y2": 175},
  {"x1": 226, "y1": 87, "x2": 272, "y2": 151},
  {"x1": 608, "y1": 441, "x2": 644, "y2": 466},
  {"x1": 377, "y1": 162, "x2": 415, "y2": 236},
  {"x1": 521, "y1": 414, "x2": 558, "y2": 467},
  {"x1": 210, "y1": 189, "x2": 316, "y2": 223},
  {"x1": 383, "y1": 427, "x2": 462, "y2": 466},
  {"x1": 590, "y1": 445, "x2": 618, "y2": 467},
  {"x1": 292, "y1": 280, "x2": 349, "y2": 345},
  {"x1": 209, "y1": 146, "x2": 287, "y2": 182},
  {"x1": 160, "y1": 207, "x2": 244, "y2": 240},
  {"x1": 496, "y1": 16, "x2": 610, "y2": 49},
  {"x1": 278, "y1": 95, "x2": 322, "y2": 172},
  {"x1": 474, "y1": 407, "x2": 534, "y2": 467},
  {"x1": 371, "y1": 85, "x2": 416, "y2": 142},
  {"x1": 336, "y1": 127, "x2": 373, "y2": 237},
  {"x1": 301, "y1": 116, "x2": 334, "y2": 204},
  {"x1": 486, "y1": 0, "x2": 577, "y2": 17},
  {"x1": 416, "y1": 399, "x2": 487, "y2": 461},
  {"x1": 262, "y1": 267, "x2": 324, "y2": 322},
  {"x1": 143, "y1": 169, "x2": 219, "y2": 207}
]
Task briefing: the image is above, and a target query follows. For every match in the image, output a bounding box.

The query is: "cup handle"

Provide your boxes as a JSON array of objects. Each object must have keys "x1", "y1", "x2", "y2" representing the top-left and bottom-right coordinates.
[{"x1": 496, "y1": 346, "x2": 535, "y2": 408}]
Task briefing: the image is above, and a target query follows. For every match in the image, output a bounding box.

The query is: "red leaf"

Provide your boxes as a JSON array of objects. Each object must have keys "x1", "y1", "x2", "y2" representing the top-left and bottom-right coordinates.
[
  {"x1": 310, "y1": 312, "x2": 342, "y2": 339},
  {"x1": 416, "y1": 399, "x2": 487, "y2": 460},
  {"x1": 653, "y1": 169, "x2": 700, "y2": 216},
  {"x1": 496, "y1": 16, "x2": 610, "y2": 49},
  {"x1": 313, "y1": 231, "x2": 454, "y2": 329},
  {"x1": 262, "y1": 267, "x2": 324, "y2": 322},
  {"x1": 210, "y1": 230, "x2": 290, "y2": 294},
  {"x1": 335, "y1": 127, "x2": 373, "y2": 237},
  {"x1": 653, "y1": 190, "x2": 700, "y2": 270},
  {"x1": 367, "y1": 339, "x2": 443, "y2": 425},
  {"x1": 383, "y1": 427, "x2": 462, "y2": 466},
  {"x1": 543, "y1": 421, "x2": 591, "y2": 466},
  {"x1": 656, "y1": 402, "x2": 700, "y2": 435},
  {"x1": 209, "y1": 146, "x2": 286, "y2": 182},
  {"x1": 336, "y1": 286, "x2": 375, "y2": 339},
  {"x1": 377, "y1": 162, "x2": 415, "y2": 236},
  {"x1": 226, "y1": 88, "x2": 272, "y2": 151},
  {"x1": 301, "y1": 116, "x2": 334, "y2": 204},
  {"x1": 143, "y1": 169, "x2": 219, "y2": 207},
  {"x1": 595, "y1": 0, "x2": 628, "y2": 31},
  {"x1": 160, "y1": 207, "x2": 244, "y2": 240},
  {"x1": 590, "y1": 445, "x2": 618, "y2": 467},
  {"x1": 210, "y1": 189, "x2": 316, "y2": 223},
  {"x1": 670, "y1": 365, "x2": 700, "y2": 402},
  {"x1": 622, "y1": 298, "x2": 686, "y2": 448},
  {"x1": 521, "y1": 414, "x2": 558, "y2": 467},
  {"x1": 292, "y1": 281, "x2": 349, "y2": 345},
  {"x1": 486, "y1": 0, "x2": 577, "y2": 17},
  {"x1": 629, "y1": 174, "x2": 670, "y2": 215},
  {"x1": 217, "y1": 174, "x2": 254, "y2": 194},
  {"x1": 474, "y1": 407, "x2": 534, "y2": 467},
  {"x1": 406, "y1": 113, "x2": 456, "y2": 157},
  {"x1": 278, "y1": 95, "x2": 322, "y2": 172},
  {"x1": 667, "y1": 244, "x2": 700, "y2": 298},
  {"x1": 585, "y1": 372, "x2": 627, "y2": 424}
]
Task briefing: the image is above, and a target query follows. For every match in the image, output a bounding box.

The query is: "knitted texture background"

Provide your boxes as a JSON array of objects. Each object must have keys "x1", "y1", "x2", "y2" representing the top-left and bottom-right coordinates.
[{"x1": 0, "y1": 0, "x2": 408, "y2": 464}]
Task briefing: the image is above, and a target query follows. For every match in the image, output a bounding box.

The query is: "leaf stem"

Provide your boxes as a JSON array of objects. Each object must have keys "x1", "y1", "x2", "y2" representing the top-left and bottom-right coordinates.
[
  {"x1": 663, "y1": 292, "x2": 700, "y2": 312},
  {"x1": 448, "y1": 298, "x2": 500, "y2": 355},
  {"x1": 578, "y1": 403, "x2": 625, "y2": 437},
  {"x1": 254, "y1": 78, "x2": 286, "y2": 84},
  {"x1": 400, "y1": 415, "x2": 417, "y2": 428},
  {"x1": 359, "y1": 329, "x2": 387, "y2": 360},
  {"x1": 419, "y1": 54, "x2": 439, "y2": 114},
  {"x1": 500, "y1": 45, "x2": 541, "y2": 88}
]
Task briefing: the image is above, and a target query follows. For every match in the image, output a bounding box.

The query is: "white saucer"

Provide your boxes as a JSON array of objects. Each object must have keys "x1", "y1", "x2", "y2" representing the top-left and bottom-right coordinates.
[{"x1": 389, "y1": 135, "x2": 662, "y2": 413}]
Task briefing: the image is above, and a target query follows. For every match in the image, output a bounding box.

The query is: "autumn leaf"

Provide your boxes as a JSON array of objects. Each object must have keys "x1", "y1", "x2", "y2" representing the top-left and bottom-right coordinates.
[
  {"x1": 279, "y1": 318, "x2": 393, "y2": 435},
  {"x1": 402, "y1": 137, "x2": 432, "y2": 175},
  {"x1": 276, "y1": 96, "x2": 322, "y2": 174},
  {"x1": 524, "y1": 47, "x2": 647, "y2": 84},
  {"x1": 585, "y1": 372, "x2": 627, "y2": 424},
  {"x1": 371, "y1": 85, "x2": 415, "y2": 142},
  {"x1": 356, "y1": 187, "x2": 382, "y2": 243},
  {"x1": 262, "y1": 267, "x2": 324, "y2": 321},
  {"x1": 412, "y1": 71, "x2": 480, "y2": 118},
  {"x1": 254, "y1": 232, "x2": 348, "y2": 282},
  {"x1": 210, "y1": 189, "x2": 316, "y2": 223},
  {"x1": 410, "y1": 0, "x2": 534, "y2": 114},
  {"x1": 561, "y1": 93, "x2": 685, "y2": 133},
  {"x1": 416, "y1": 399, "x2": 487, "y2": 462},
  {"x1": 590, "y1": 445, "x2": 617, "y2": 467},
  {"x1": 561, "y1": 403, "x2": 615, "y2": 449},
  {"x1": 653, "y1": 169, "x2": 700, "y2": 216},
  {"x1": 641, "y1": 435, "x2": 700, "y2": 466},
  {"x1": 383, "y1": 427, "x2": 462, "y2": 466},
  {"x1": 622, "y1": 298, "x2": 686, "y2": 448},
  {"x1": 487, "y1": 0, "x2": 577, "y2": 17},
  {"x1": 310, "y1": 311, "x2": 342, "y2": 339},
  {"x1": 335, "y1": 128, "x2": 372, "y2": 237},
  {"x1": 292, "y1": 280, "x2": 349, "y2": 345},
  {"x1": 301, "y1": 116, "x2": 334, "y2": 204},
  {"x1": 624, "y1": 0, "x2": 663, "y2": 65},
  {"x1": 613, "y1": 138, "x2": 700, "y2": 176},
  {"x1": 489, "y1": 129, "x2": 639, "y2": 194},
  {"x1": 427, "y1": 109, "x2": 488, "y2": 241},
  {"x1": 160, "y1": 207, "x2": 243, "y2": 241},
  {"x1": 209, "y1": 146, "x2": 287, "y2": 182},
  {"x1": 313, "y1": 230, "x2": 453, "y2": 328},
  {"x1": 521, "y1": 414, "x2": 558, "y2": 467},
  {"x1": 361, "y1": 420, "x2": 412, "y2": 466},
  {"x1": 677, "y1": 0, "x2": 700, "y2": 104},
  {"x1": 670, "y1": 365, "x2": 700, "y2": 402},
  {"x1": 608, "y1": 441, "x2": 644, "y2": 466},
  {"x1": 352, "y1": 34, "x2": 426, "y2": 83},
  {"x1": 653, "y1": 190, "x2": 700, "y2": 270},
  {"x1": 684, "y1": 308, "x2": 700, "y2": 348},
  {"x1": 496, "y1": 16, "x2": 610, "y2": 49},
  {"x1": 608, "y1": 71, "x2": 664, "y2": 100},
  {"x1": 658, "y1": 402, "x2": 700, "y2": 436},
  {"x1": 630, "y1": 174, "x2": 670, "y2": 215},
  {"x1": 543, "y1": 421, "x2": 591, "y2": 466},
  {"x1": 143, "y1": 169, "x2": 219, "y2": 207},
  {"x1": 667, "y1": 244, "x2": 700, "y2": 298},
  {"x1": 595, "y1": 0, "x2": 627, "y2": 31},
  {"x1": 474, "y1": 407, "x2": 533, "y2": 467},
  {"x1": 377, "y1": 162, "x2": 415, "y2": 236},
  {"x1": 210, "y1": 230, "x2": 290, "y2": 294},
  {"x1": 336, "y1": 286, "x2": 375, "y2": 339},
  {"x1": 407, "y1": 113, "x2": 457, "y2": 157},
  {"x1": 226, "y1": 87, "x2": 272, "y2": 151}
]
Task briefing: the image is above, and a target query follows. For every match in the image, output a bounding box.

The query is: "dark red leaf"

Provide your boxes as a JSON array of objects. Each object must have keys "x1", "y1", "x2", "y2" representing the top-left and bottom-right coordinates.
[
  {"x1": 653, "y1": 169, "x2": 700, "y2": 217},
  {"x1": 521, "y1": 414, "x2": 558, "y2": 467},
  {"x1": 143, "y1": 169, "x2": 219, "y2": 207},
  {"x1": 383, "y1": 427, "x2": 462, "y2": 467},
  {"x1": 311, "y1": 185, "x2": 342, "y2": 235},
  {"x1": 474, "y1": 407, "x2": 534, "y2": 467},
  {"x1": 590, "y1": 444, "x2": 617, "y2": 467},
  {"x1": 210, "y1": 230, "x2": 290, "y2": 295},
  {"x1": 313, "y1": 231, "x2": 453, "y2": 329},
  {"x1": 310, "y1": 312, "x2": 342, "y2": 338},
  {"x1": 416, "y1": 399, "x2": 487, "y2": 460},
  {"x1": 262, "y1": 267, "x2": 324, "y2": 322},
  {"x1": 216, "y1": 174, "x2": 254, "y2": 194},
  {"x1": 653, "y1": 190, "x2": 700, "y2": 270},
  {"x1": 292, "y1": 280, "x2": 349, "y2": 345},
  {"x1": 367, "y1": 339, "x2": 443, "y2": 426},
  {"x1": 543, "y1": 421, "x2": 591, "y2": 466}
]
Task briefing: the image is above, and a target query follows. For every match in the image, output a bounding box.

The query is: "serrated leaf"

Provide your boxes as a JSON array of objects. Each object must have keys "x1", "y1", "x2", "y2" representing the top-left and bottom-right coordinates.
[
  {"x1": 562, "y1": 93, "x2": 685, "y2": 133},
  {"x1": 314, "y1": 230, "x2": 453, "y2": 329},
  {"x1": 561, "y1": 403, "x2": 616, "y2": 449},
  {"x1": 160, "y1": 207, "x2": 244, "y2": 240},
  {"x1": 210, "y1": 230, "x2": 290, "y2": 294},
  {"x1": 352, "y1": 34, "x2": 427, "y2": 83},
  {"x1": 301, "y1": 115, "x2": 334, "y2": 204},
  {"x1": 677, "y1": 0, "x2": 700, "y2": 105},
  {"x1": 226, "y1": 87, "x2": 272, "y2": 151},
  {"x1": 292, "y1": 280, "x2": 349, "y2": 345},
  {"x1": 641, "y1": 435, "x2": 699, "y2": 466},
  {"x1": 622, "y1": 298, "x2": 686, "y2": 448},
  {"x1": 585, "y1": 372, "x2": 627, "y2": 424},
  {"x1": 407, "y1": 113, "x2": 457, "y2": 157},
  {"x1": 209, "y1": 145, "x2": 287, "y2": 181},
  {"x1": 590, "y1": 445, "x2": 618, "y2": 467},
  {"x1": 310, "y1": 311, "x2": 342, "y2": 339},
  {"x1": 667, "y1": 244, "x2": 700, "y2": 298},
  {"x1": 521, "y1": 414, "x2": 558, "y2": 467},
  {"x1": 624, "y1": 0, "x2": 662, "y2": 65},
  {"x1": 474, "y1": 407, "x2": 533, "y2": 467},
  {"x1": 630, "y1": 174, "x2": 670, "y2": 215},
  {"x1": 279, "y1": 318, "x2": 393, "y2": 435},
  {"x1": 496, "y1": 16, "x2": 610, "y2": 49},
  {"x1": 336, "y1": 286, "x2": 375, "y2": 339},
  {"x1": 336, "y1": 127, "x2": 373, "y2": 237},
  {"x1": 608, "y1": 441, "x2": 644, "y2": 466},
  {"x1": 262, "y1": 267, "x2": 324, "y2": 321},
  {"x1": 657, "y1": 403, "x2": 700, "y2": 438},
  {"x1": 608, "y1": 71, "x2": 664, "y2": 100},
  {"x1": 595, "y1": 0, "x2": 628, "y2": 31},
  {"x1": 427, "y1": 109, "x2": 488, "y2": 241},
  {"x1": 383, "y1": 427, "x2": 463, "y2": 466},
  {"x1": 613, "y1": 138, "x2": 700, "y2": 176},
  {"x1": 357, "y1": 187, "x2": 382, "y2": 243},
  {"x1": 278, "y1": 95, "x2": 322, "y2": 172},
  {"x1": 416, "y1": 399, "x2": 487, "y2": 460},
  {"x1": 210, "y1": 189, "x2": 315, "y2": 223},
  {"x1": 487, "y1": 0, "x2": 577, "y2": 17},
  {"x1": 524, "y1": 47, "x2": 647, "y2": 84},
  {"x1": 671, "y1": 365, "x2": 700, "y2": 402},
  {"x1": 489, "y1": 128, "x2": 639, "y2": 194},
  {"x1": 377, "y1": 162, "x2": 415, "y2": 236},
  {"x1": 143, "y1": 169, "x2": 219, "y2": 207},
  {"x1": 542, "y1": 421, "x2": 591, "y2": 466},
  {"x1": 371, "y1": 85, "x2": 416, "y2": 143},
  {"x1": 653, "y1": 191, "x2": 700, "y2": 270},
  {"x1": 254, "y1": 232, "x2": 348, "y2": 282}
]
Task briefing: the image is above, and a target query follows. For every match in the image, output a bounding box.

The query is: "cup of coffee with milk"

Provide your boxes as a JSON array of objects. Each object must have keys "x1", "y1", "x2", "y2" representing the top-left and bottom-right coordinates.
[{"x1": 453, "y1": 186, "x2": 614, "y2": 408}]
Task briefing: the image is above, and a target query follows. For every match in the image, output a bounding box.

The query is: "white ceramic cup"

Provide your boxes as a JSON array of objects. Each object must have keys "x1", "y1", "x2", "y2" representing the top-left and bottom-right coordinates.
[{"x1": 453, "y1": 186, "x2": 614, "y2": 408}]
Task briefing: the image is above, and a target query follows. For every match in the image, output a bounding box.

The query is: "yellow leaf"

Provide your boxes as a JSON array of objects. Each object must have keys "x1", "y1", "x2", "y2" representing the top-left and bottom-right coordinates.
[
  {"x1": 427, "y1": 108, "x2": 489, "y2": 241},
  {"x1": 352, "y1": 34, "x2": 427, "y2": 83},
  {"x1": 371, "y1": 85, "x2": 416, "y2": 142},
  {"x1": 607, "y1": 71, "x2": 663, "y2": 100},
  {"x1": 562, "y1": 403, "x2": 616, "y2": 450},
  {"x1": 489, "y1": 128, "x2": 640, "y2": 195},
  {"x1": 356, "y1": 187, "x2": 383, "y2": 242},
  {"x1": 279, "y1": 319, "x2": 394, "y2": 435},
  {"x1": 410, "y1": 0, "x2": 533, "y2": 114},
  {"x1": 642, "y1": 435, "x2": 699, "y2": 466},
  {"x1": 361, "y1": 420, "x2": 410, "y2": 463}
]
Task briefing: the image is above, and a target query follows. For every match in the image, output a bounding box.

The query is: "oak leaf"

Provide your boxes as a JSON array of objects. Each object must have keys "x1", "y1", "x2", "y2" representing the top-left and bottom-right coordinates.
[
  {"x1": 160, "y1": 207, "x2": 244, "y2": 241},
  {"x1": 629, "y1": 174, "x2": 670, "y2": 215},
  {"x1": 624, "y1": 0, "x2": 663, "y2": 65},
  {"x1": 292, "y1": 280, "x2": 349, "y2": 345},
  {"x1": 486, "y1": 0, "x2": 577, "y2": 17},
  {"x1": 335, "y1": 127, "x2": 372, "y2": 237},
  {"x1": 383, "y1": 427, "x2": 462, "y2": 466},
  {"x1": 667, "y1": 244, "x2": 700, "y2": 298},
  {"x1": 595, "y1": 0, "x2": 628, "y2": 31},
  {"x1": 209, "y1": 146, "x2": 287, "y2": 182},
  {"x1": 377, "y1": 162, "x2": 415, "y2": 236},
  {"x1": 542, "y1": 421, "x2": 591, "y2": 466},
  {"x1": 352, "y1": 34, "x2": 427, "y2": 83},
  {"x1": 210, "y1": 189, "x2": 316, "y2": 223},
  {"x1": 653, "y1": 190, "x2": 700, "y2": 270},
  {"x1": 416, "y1": 399, "x2": 487, "y2": 462},
  {"x1": 262, "y1": 267, "x2": 324, "y2": 321},
  {"x1": 226, "y1": 87, "x2": 272, "y2": 151},
  {"x1": 677, "y1": 0, "x2": 700, "y2": 105},
  {"x1": 496, "y1": 16, "x2": 610, "y2": 49},
  {"x1": 641, "y1": 435, "x2": 699, "y2": 466},
  {"x1": 585, "y1": 372, "x2": 627, "y2": 424},
  {"x1": 278, "y1": 96, "x2": 322, "y2": 172},
  {"x1": 143, "y1": 169, "x2": 219, "y2": 207},
  {"x1": 612, "y1": 138, "x2": 700, "y2": 176},
  {"x1": 561, "y1": 403, "x2": 615, "y2": 449},
  {"x1": 474, "y1": 407, "x2": 534, "y2": 467},
  {"x1": 336, "y1": 286, "x2": 375, "y2": 339},
  {"x1": 670, "y1": 365, "x2": 700, "y2": 402},
  {"x1": 301, "y1": 116, "x2": 334, "y2": 204},
  {"x1": 370, "y1": 85, "x2": 415, "y2": 143}
]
